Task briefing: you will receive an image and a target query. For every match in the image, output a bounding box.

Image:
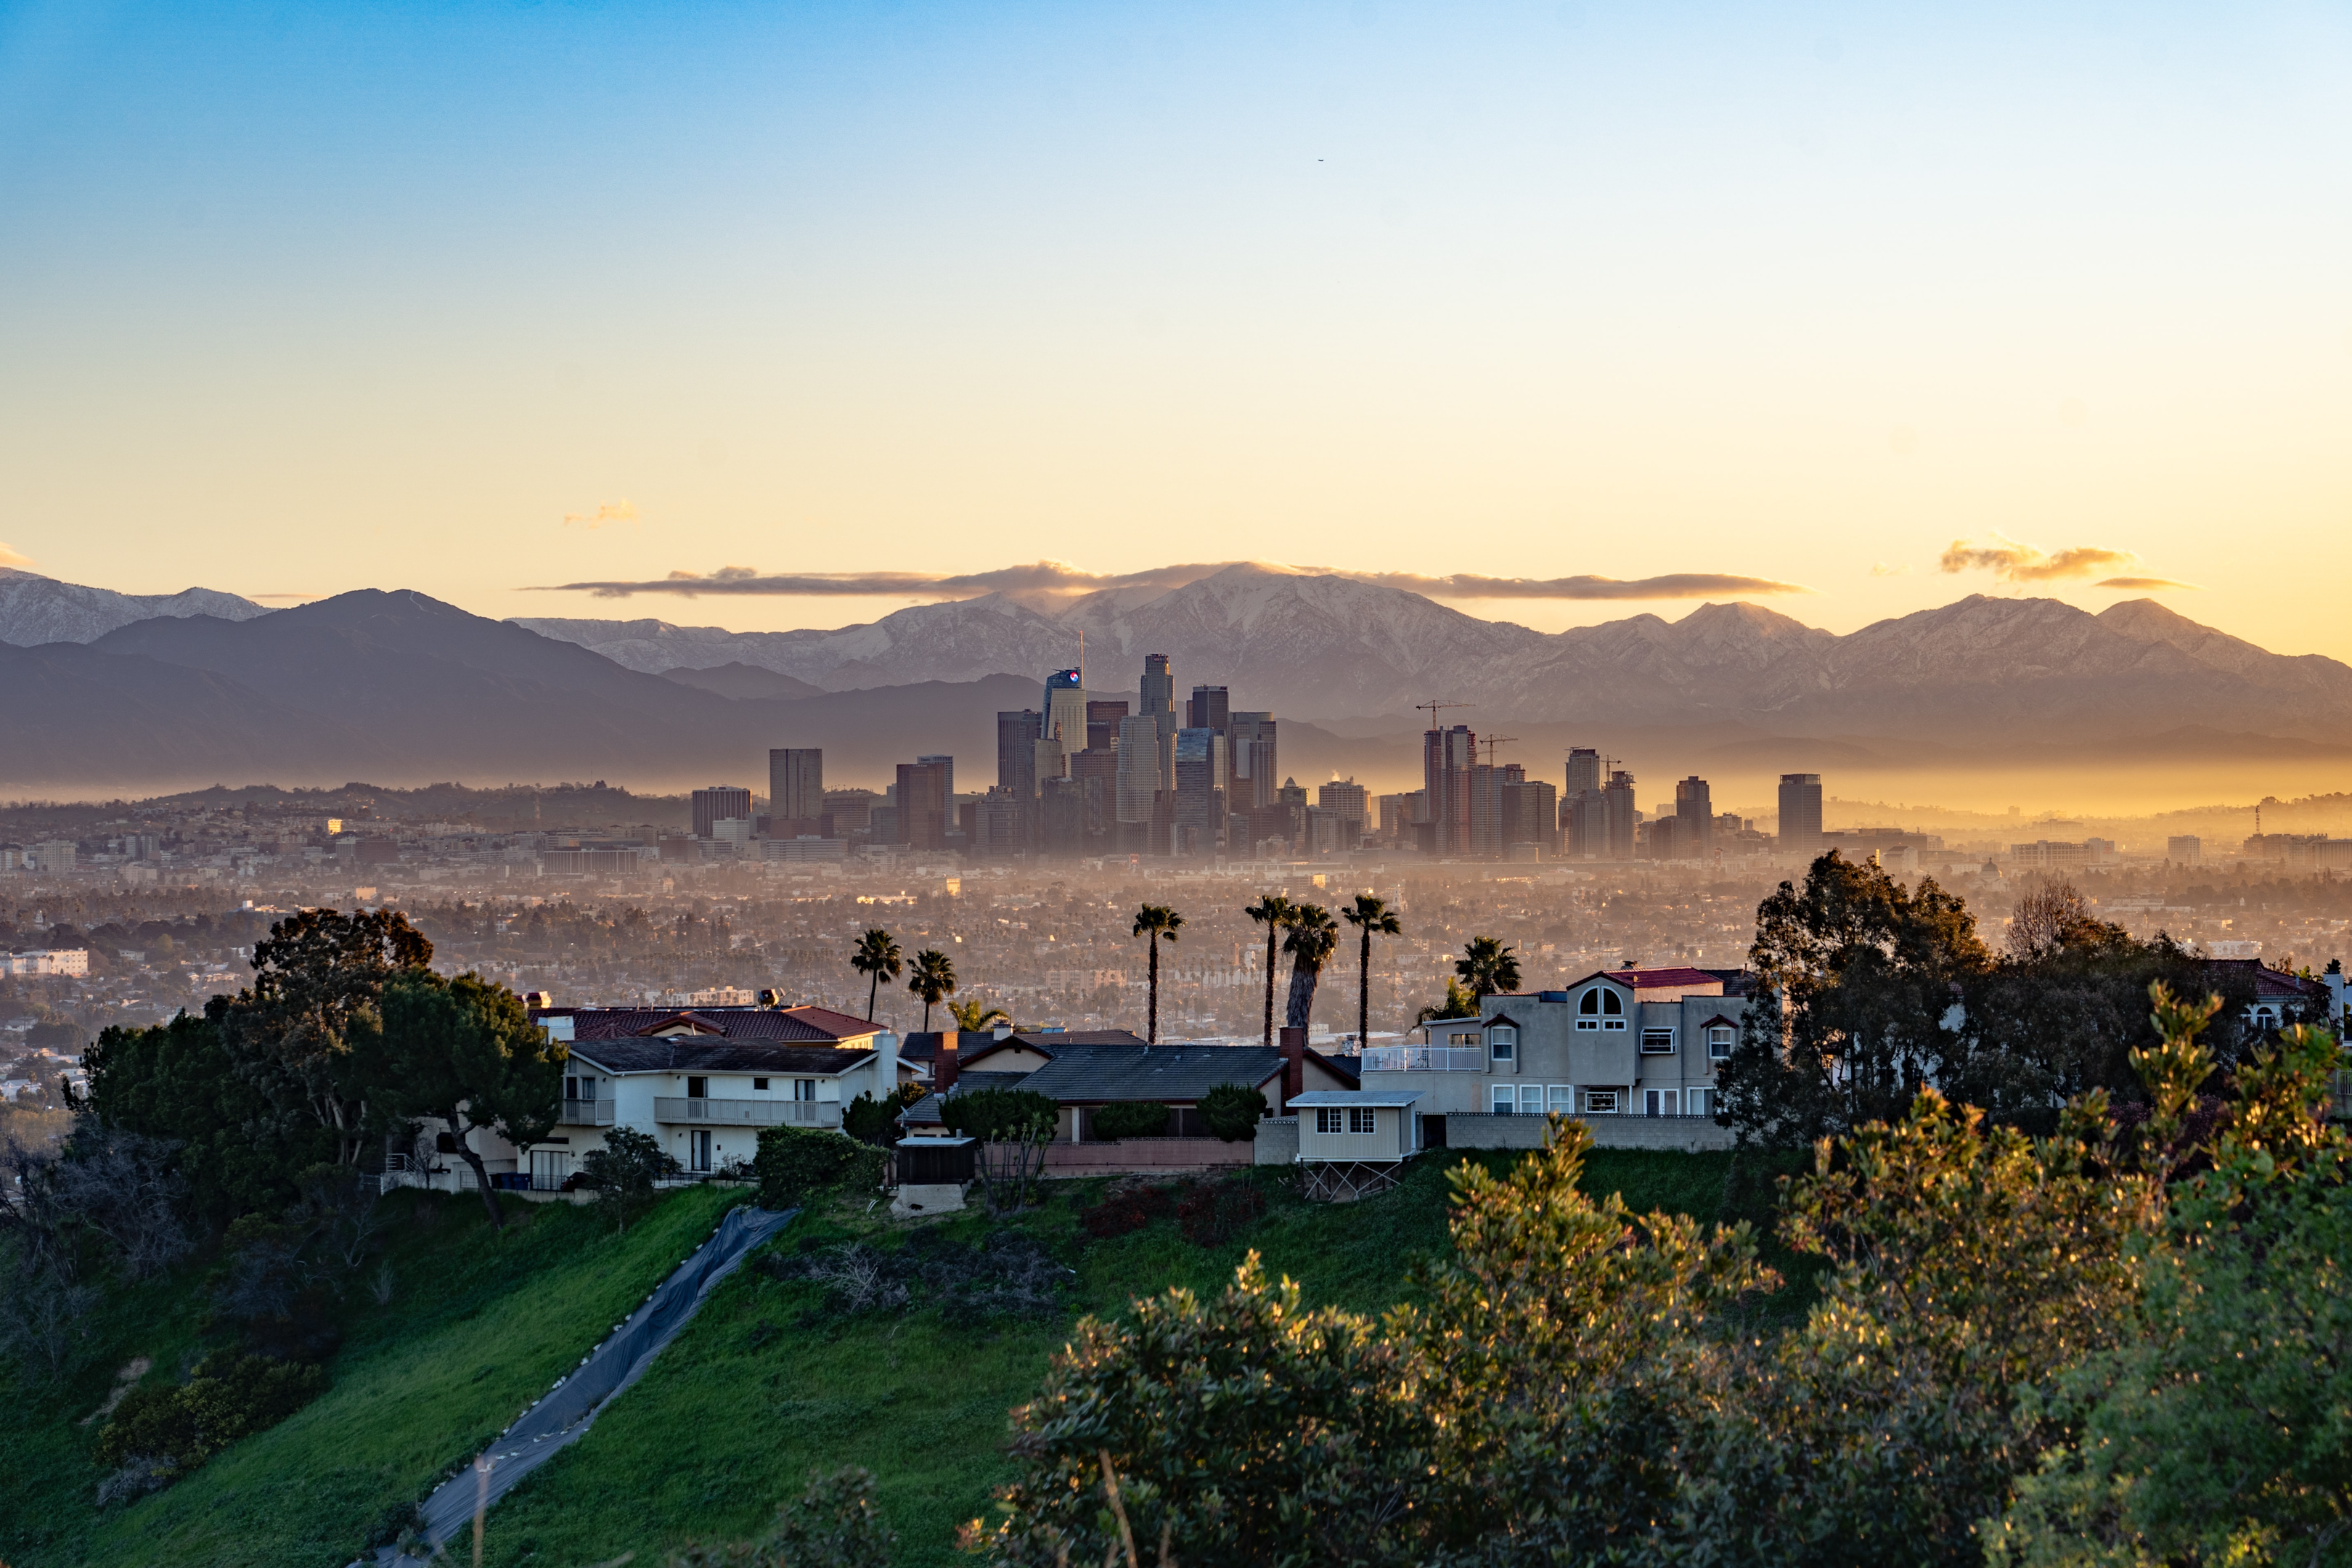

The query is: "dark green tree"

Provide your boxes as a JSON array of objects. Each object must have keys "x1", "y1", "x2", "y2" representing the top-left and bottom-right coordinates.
[
  {"x1": 1717, "y1": 851, "x2": 1993, "y2": 1146},
  {"x1": 939, "y1": 1086, "x2": 1058, "y2": 1214},
  {"x1": 1242, "y1": 893, "x2": 1297, "y2": 1047},
  {"x1": 1341, "y1": 894, "x2": 1402, "y2": 1049},
  {"x1": 1199, "y1": 1082, "x2": 1269, "y2": 1143},
  {"x1": 906, "y1": 947, "x2": 957, "y2": 1031},
  {"x1": 364, "y1": 971, "x2": 566, "y2": 1229},
  {"x1": 1452, "y1": 935, "x2": 1521, "y2": 1003},
  {"x1": 1281, "y1": 904, "x2": 1338, "y2": 1030},
  {"x1": 83, "y1": 1006, "x2": 308, "y2": 1226},
  {"x1": 213, "y1": 907, "x2": 434, "y2": 1166},
  {"x1": 849, "y1": 928, "x2": 902, "y2": 1021},
  {"x1": 1132, "y1": 905, "x2": 1183, "y2": 1044},
  {"x1": 575, "y1": 1126, "x2": 678, "y2": 1230},
  {"x1": 1089, "y1": 1101, "x2": 1171, "y2": 1140}
]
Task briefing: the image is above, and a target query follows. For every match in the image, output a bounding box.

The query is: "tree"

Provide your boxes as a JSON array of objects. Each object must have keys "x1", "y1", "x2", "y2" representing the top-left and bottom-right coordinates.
[
  {"x1": 1340, "y1": 894, "x2": 1402, "y2": 1050},
  {"x1": 364, "y1": 971, "x2": 567, "y2": 1230},
  {"x1": 849, "y1": 928, "x2": 902, "y2": 1021},
  {"x1": 213, "y1": 907, "x2": 434, "y2": 1166},
  {"x1": 1415, "y1": 976, "x2": 1477, "y2": 1026},
  {"x1": 1199, "y1": 1082, "x2": 1269, "y2": 1143},
  {"x1": 842, "y1": 1083, "x2": 926, "y2": 1146},
  {"x1": 1132, "y1": 905, "x2": 1183, "y2": 1045},
  {"x1": 939, "y1": 1086, "x2": 1058, "y2": 1216},
  {"x1": 1717, "y1": 850, "x2": 1993, "y2": 1146},
  {"x1": 574, "y1": 1127, "x2": 678, "y2": 1230},
  {"x1": 84, "y1": 1007, "x2": 302, "y2": 1226},
  {"x1": 1243, "y1": 894, "x2": 1297, "y2": 1047},
  {"x1": 905, "y1": 948, "x2": 956, "y2": 1032},
  {"x1": 948, "y1": 999, "x2": 1010, "y2": 1034},
  {"x1": 1452, "y1": 935, "x2": 1520, "y2": 1003},
  {"x1": 2006, "y1": 873, "x2": 2104, "y2": 960},
  {"x1": 1089, "y1": 1101, "x2": 1171, "y2": 1140},
  {"x1": 1281, "y1": 904, "x2": 1338, "y2": 1031}
]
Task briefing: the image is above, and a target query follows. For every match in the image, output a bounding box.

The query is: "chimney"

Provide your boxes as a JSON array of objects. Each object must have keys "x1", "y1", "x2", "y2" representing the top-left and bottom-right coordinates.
[
  {"x1": 1278, "y1": 1026, "x2": 1305, "y2": 1108},
  {"x1": 935, "y1": 1031, "x2": 960, "y2": 1095}
]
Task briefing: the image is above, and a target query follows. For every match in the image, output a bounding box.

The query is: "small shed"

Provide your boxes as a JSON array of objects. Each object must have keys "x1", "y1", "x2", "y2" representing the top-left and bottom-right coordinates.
[{"x1": 1289, "y1": 1089, "x2": 1424, "y2": 1201}]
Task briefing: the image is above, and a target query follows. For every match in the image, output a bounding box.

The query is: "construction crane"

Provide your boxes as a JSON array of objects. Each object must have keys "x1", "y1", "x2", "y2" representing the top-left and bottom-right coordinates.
[
  {"x1": 1414, "y1": 698, "x2": 1473, "y2": 728},
  {"x1": 1484, "y1": 735, "x2": 1519, "y2": 768}
]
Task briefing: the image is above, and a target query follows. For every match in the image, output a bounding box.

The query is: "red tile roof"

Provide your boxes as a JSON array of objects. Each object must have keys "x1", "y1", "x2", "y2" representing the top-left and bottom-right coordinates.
[{"x1": 530, "y1": 1004, "x2": 885, "y2": 1044}]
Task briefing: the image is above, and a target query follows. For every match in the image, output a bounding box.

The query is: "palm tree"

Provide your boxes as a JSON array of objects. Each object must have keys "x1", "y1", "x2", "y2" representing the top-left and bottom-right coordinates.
[
  {"x1": 906, "y1": 948, "x2": 957, "y2": 1032},
  {"x1": 1243, "y1": 893, "x2": 1297, "y2": 1047},
  {"x1": 1132, "y1": 904, "x2": 1184, "y2": 1045},
  {"x1": 849, "y1": 928, "x2": 902, "y2": 1021},
  {"x1": 1454, "y1": 935, "x2": 1522, "y2": 1003},
  {"x1": 947, "y1": 998, "x2": 1010, "y2": 1034},
  {"x1": 1282, "y1": 903, "x2": 1339, "y2": 1031},
  {"x1": 1340, "y1": 894, "x2": 1402, "y2": 1050}
]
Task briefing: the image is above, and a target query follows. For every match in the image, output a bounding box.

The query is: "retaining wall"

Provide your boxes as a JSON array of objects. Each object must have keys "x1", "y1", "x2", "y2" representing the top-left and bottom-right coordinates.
[
  {"x1": 1040, "y1": 1136, "x2": 1257, "y2": 1177},
  {"x1": 1443, "y1": 1114, "x2": 1734, "y2": 1153}
]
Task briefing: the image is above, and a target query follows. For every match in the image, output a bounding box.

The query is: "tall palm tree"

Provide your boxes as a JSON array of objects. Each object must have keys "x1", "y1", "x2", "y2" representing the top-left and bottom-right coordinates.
[
  {"x1": 1340, "y1": 894, "x2": 1402, "y2": 1050},
  {"x1": 947, "y1": 998, "x2": 1010, "y2": 1034},
  {"x1": 849, "y1": 928, "x2": 902, "y2": 1021},
  {"x1": 1132, "y1": 904, "x2": 1184, "y2": 1045},
  {"x1": 1243, "y1": 892, "x2": 1297, "y2": 1047},
  {"x1": 1282, "y1": 903, "x2": 1339, "y2": 1031},
  {"x1": 906, "y1": 948, "x2": 957, "y2": 1032},
  {"x1": 1454, "y1": 935, "x2": 1522, "y2": 1003}
]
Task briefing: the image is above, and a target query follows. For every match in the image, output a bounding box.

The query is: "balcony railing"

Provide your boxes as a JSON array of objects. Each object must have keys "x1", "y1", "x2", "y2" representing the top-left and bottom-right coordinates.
[
  {"x1": 1361, "y1": 1045, "x2": 1488, "y2": 1073},
  {"x1": 654, "y1": 1096, "x2": 840, "y2": 1127},
  {"x1": 559, "y1": 1098, "x2": 616, "y2": 1126}
]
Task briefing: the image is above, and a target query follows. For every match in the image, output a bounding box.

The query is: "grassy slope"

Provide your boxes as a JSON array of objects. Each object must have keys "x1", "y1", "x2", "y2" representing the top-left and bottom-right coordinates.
[{"x1": 15, "y1": 1147, "x2": 1807, "y2": 1568}]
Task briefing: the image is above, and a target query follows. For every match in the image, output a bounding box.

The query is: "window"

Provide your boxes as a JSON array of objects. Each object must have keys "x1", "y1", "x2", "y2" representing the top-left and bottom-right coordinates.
[
  {"x1": 752, "y1": 1077, "x2": 770, "y2": 1092},
  {"x1": 1641, "y1": 1029, "x2": 1675, "y2": 1055},
  {"x1": 1645, "y1": 1089, "x2": 1680, "y2": 1116},
  {"x1": 1583, "y1": 1090, "x2": 1620, "y2": 1115},
  {"x1": 563, "y1": 1075, "x2": 581, "y2": 1101},
  {"x1": 1687, "y1": 1087, "x2": 1713, "y2": 1118},
  {"x1": 1488, "y1": 1025, "x2": 1516, "y2": 1061},
  {"x1": 794, "y1": 1079, "x2": 817, "y2": 1101},
  {"x1": 1576, "y1": 988, "x2": 1625, "y2": 1032},
  {"x1": 1707, "y1": 1026, "x2": 1734, "y2": 1061},
  {"x1": 1492, "y1": 1085, "x2": 1517, "y2": 1114},
  {"x1": 685, "y1": 1076, "x2": 708, "y2": 1099},
  {"x1": 1317, "y1": 1108, "x2": 1345, "y2": 1134},
  {"x1": 1447, "y1": 1031, "x2": 1479, "y2": 1048},
  {"x1": 1348, "y1": 1107, "x2": 1377, "y2": 1135},
  {"x1": 1548, "y1": 1085, "x2": 1575, "y2": 1115},
  {"x1": 1519, "y1": 1085, "x2": 1544, "y2": 1114}
]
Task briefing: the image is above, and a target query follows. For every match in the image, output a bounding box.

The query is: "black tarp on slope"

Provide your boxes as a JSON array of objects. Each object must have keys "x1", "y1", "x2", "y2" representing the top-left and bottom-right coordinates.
[{"x1": 365, "y1": 1202, "x2": 796, "y2": 1565}]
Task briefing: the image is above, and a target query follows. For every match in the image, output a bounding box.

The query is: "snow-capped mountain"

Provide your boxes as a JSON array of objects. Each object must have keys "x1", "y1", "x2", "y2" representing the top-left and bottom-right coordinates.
[{"x1": 0, "y1": 568, "x2": 271, "y2": 645}]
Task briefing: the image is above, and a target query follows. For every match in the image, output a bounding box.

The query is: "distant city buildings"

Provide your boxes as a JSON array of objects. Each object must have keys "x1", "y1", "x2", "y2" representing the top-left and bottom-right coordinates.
[
  {"x1": 690, "y1": 786, "x2": 751, "y2": 841},
  {"x1": 1779, "y1": 774, "x2": 1824, "y2": 855}
]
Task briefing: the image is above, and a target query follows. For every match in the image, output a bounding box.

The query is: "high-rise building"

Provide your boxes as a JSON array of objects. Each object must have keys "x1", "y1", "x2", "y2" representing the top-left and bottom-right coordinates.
[
  {"x1": 1317, "y1": 777, "x2": 1369, "y2": 833},
  {"x1": 1566, "y1": 747, "x2": 1601, "y2": 798},
  {"x1": 1114, "y1": 714, "x2": 1161, "y2": 827},
  {"x1": 691, "y1": 785, "x2": 752, "y2": 840},
  {"x1": 2168, "y1": 835, "x2": 2202, "y2": 863},
  {"x1": 1045, "y1": 669, "x2": 1087, "y2": 748},
  {"x1": 1778, "y1": 773, "x2": 1824, "y2": 855},
  {"x1": 894, "y1": 759, "x2": 951, "y2": 850},
  {"x1": 1228, "y1": 711, "x2": 1277, "y2": 809},
  {"x1": 768, "y1": 749, "x2": 822, "y2": 826},
  {"x1": 1422, "y1": 724, "x2": 1477, "y2": 856},
  {"x1": 1501, "y1": 777, "x2": 1558, "y2": 854},
  {"x1": 917, "y1": 754, "x2": 954, "y2": 804},
  {"x1": 1140, "y1": 654, "x2": 1176, "y2": 792},
  {"x1": 997, "y1": 711, "x2": 1042, "y2": 797},
  {"x1": 1603, "y1": 770, "x2": 1638, "y2": 860},
  {"x1": 1467, "y1": 761, "x2": 1522, "y2": 857},
  {"x1": 1674, "y1": 776, "x2": 1714, "y2": 859},
  {"x1": 1085, "y1": 699, "x2": 1129, "y2": 754},
  {"x1": 1185, "y1": 685, "x2": 1229, "y2": 734},
  {"x1": 1171, "y1": 727, "x2": 1229, "y2": 856}
]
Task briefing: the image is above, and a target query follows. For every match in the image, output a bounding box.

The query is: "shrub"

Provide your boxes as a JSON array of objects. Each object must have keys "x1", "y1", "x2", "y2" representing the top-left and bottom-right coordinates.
[
  {"x1": 1079, "y1": 1181, "x2": 1175, "y2": 1240},
  {"x1": 94, "y1": 1352, "x2": 329, "y2": 1480},
  {"x1": 755, "y1": 1126, "x2": 889, "y2": 1208},
  {"x1": 575, "y1": 1127, "x2": 681, "y2": 1231},
  {"x1": 843, "y1": 1084, "x2": 926, "y2": 1146},
  {"x1": 1177, "y1": 1178, "x2": 1267, "y2": 1246},
  {"x1": 1199, "y1": 1083, "x2": 1269, "y2": 1143},
  {"x1": 1089, "y1": 1101, "x2": 1171, "y2": 1141}
]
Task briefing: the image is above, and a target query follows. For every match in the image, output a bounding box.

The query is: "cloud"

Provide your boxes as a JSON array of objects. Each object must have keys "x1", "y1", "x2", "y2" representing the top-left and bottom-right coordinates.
[
  {"x1": 1870, "y1": 562, "x2": 1911, "y2": 577},
  {"x1": 1937, "y1": 536, "x2": 2135, "y2": 583},
  {"x1": 527, "y1": 560, "x2": 1808, "y2": 602},
  {"x1": 0, "y1": 542, "x2": 33, "y2": 569},
  {"x1": 2096, "y1": 576, "x2": 2200, "y2": 592},
  {"x1": 563, "y1": 500, "x2": 640, "y2": 529}
]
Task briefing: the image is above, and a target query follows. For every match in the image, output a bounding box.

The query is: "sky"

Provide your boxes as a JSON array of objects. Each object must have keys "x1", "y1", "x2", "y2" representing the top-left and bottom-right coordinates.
[{"x1": 2, "y1": 1, "x2": 2348, "y2": 647}]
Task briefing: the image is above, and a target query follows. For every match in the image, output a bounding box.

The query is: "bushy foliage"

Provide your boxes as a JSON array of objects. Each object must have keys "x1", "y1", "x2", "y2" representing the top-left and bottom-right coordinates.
[
  {"x1": 1076, "y1": 1180, "x2": 1175, "y2": 1240},
  {"x1": 1197, "y1": 1082, "x2": 1267, "y2": 1143},
  {"x1": 94, "y1": 1351, "x2": 329, "y2": 1485},
  {"x1": 756, "y1": 1228, "x2": 1069, "y2": 1320},
  {"x1": 667, "y1": 1465, "x2": 894, "y2": 1567},
  {"x1": 939, "y1": 1087, "x2": 1058, "y2": 1216},
  {"x1": 1087, "y1": 1101, "x2": 1169, "y2": 1141},
  {"x1": 841, "y1": 1083, "x2": 925, "y2": 1146},
  {"x1": 576, "y1": 1127, "x2": 680, "y2": 1229},
  {"x1": 84, "y1": 1009, "x2": 304, "y2": 1225},
  {"x1": 754, "y1": 1125, "x2": 888, "y2": 1208}
]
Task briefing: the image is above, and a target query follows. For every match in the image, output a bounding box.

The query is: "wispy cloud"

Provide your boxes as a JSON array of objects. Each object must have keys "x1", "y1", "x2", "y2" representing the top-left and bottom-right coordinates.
[
  {"x1": 1870, "y1": 562, "x2": 1911, "y2": 577},
  {"x1": 526, "y1": 560, "x2": 1808, "y2": 602},
  {"x1": 562, "y1": 500, "x2": 640, "y2": 529},
  {"x1": 0, "y1": 542, "x2": 33, "y2": 569},
  {"x1": 1938, "y1": 536, "x2": 2135, "y2": 583},
  {"x1": 2096, "y1": 576, "x2": 2200, "y2": 592}
]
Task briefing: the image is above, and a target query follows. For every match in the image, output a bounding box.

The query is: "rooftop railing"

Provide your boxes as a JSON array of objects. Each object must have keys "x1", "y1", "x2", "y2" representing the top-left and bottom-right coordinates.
[{"x1": 1360, "y1": 1045, "x2": 1488, "y2": 1073}]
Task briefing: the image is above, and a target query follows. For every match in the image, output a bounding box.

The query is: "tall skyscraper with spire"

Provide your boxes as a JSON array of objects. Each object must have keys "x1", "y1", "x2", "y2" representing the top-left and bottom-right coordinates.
[{"x1": 1140, "y1": 653, "x2": 1176, "y2": 793}]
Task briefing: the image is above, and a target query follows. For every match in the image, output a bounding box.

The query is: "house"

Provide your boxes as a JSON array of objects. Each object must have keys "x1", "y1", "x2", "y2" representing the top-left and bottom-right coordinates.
[
  {"x1": 2210, "y1": 959, "x2": 2332, "y2": 1034},
  {"x1": 1363, "y1": 966, "x2": 1755, "y2": 1148},
  {"x1": 518, "y1": 1003, "x2": 900, "y2": 1188},
  {"x1": 1291, "y1": 1087, "x2": 1424, "y2": 1201},
  {"x1": 899, "y1": 1027, "x2": 1359, "y2": 1146}
]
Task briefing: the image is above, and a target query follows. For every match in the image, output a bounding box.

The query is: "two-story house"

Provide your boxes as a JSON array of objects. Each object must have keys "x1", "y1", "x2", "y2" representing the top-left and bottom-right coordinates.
[
  {"x1": 1361, "y1": 966, "x2": 1753, "y2": 1150},
  {"x1": 524, "y1": 1004, "x2": 899, "y2": 1188}
]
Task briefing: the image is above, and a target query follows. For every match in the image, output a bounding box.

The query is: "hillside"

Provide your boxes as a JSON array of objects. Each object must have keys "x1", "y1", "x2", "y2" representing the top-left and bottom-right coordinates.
[
  {"x1": 7, "y1": 1151, "x2": 1774, "y2": 1568},
  {"x1": 0, "y1": 569, "x2": 271, "y2": 646}
]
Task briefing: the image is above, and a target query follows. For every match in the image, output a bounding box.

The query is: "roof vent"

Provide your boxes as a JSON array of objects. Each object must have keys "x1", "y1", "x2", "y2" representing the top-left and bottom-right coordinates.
[
  {"x1": 523, "y1": 990, "x2": 552, "y2": 1009},
  {"x1": 757, "y1": 987, "x2": 787, "y2": 1008}
]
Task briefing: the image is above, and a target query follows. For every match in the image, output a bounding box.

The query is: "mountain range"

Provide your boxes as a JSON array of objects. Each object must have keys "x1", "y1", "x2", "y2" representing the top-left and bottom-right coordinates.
[{"x1": 4, "y1": 563, "x2": 2352, "y2": 795}]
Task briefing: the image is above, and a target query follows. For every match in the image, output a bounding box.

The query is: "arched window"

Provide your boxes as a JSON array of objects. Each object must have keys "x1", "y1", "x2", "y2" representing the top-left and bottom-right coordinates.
[
  {"x1": 1578, "y1": 990, "x2": 1600, "y2": 1016},
  {"x1": 1601, "y1": 990, "x2": 1623, "y2": 1016}
]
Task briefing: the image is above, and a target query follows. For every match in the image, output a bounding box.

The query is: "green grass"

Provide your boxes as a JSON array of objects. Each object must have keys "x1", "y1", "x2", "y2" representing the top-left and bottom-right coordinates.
[{"x1": 9, "y1": 1147, "x2": 1812, "y2": 1568}]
